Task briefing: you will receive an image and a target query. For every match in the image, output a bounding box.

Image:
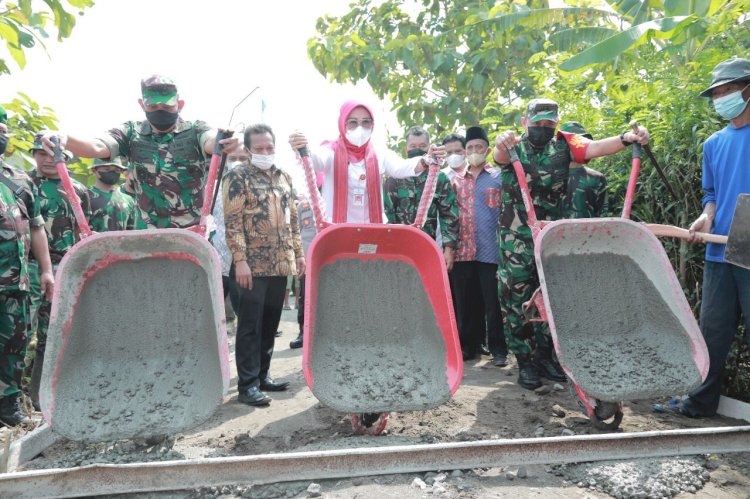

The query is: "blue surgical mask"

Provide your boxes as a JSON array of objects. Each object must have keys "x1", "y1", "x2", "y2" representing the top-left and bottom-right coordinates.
[{"x1": 713, "y1": 84, "x2": 750, "y2": 120}]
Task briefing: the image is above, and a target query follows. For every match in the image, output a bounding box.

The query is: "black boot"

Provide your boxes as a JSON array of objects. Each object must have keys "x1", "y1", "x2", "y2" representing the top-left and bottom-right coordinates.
[
  {"x1": 0, "y1": 393, "x2": 32, "y2": 427},
  {"x1": 533, "y1": 349, "x2": 567, "y2": 382},
  {"x1": 289, "y1": 333, "x2": 303, "y2": 349},
  {"x1": 516, "y1": 354, "x2": 542, "y2": 390}
]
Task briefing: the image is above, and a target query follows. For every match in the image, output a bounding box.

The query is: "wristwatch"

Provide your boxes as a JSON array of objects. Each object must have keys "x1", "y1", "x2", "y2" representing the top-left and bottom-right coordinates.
[{"x1": 620, "y1": 131, "x2": 633, "y2": 146}]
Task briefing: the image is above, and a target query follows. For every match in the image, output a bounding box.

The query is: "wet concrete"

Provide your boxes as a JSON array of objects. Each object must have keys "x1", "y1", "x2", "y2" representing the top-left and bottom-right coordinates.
[
  {"x1": 310, "y1": 258, "x2": 450, "y2": 413},
  {"x1": 50, "y1": 258, "x2": 224, "y2": 442},
  {"x1": 542, "y1": 253, "x2": 701, "y2": 401}
]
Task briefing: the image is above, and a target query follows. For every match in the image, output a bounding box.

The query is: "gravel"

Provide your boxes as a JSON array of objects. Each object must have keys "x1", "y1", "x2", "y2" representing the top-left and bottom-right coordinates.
[{"x1": 553, "y1": 455, "x2": 711, "y2": 498}]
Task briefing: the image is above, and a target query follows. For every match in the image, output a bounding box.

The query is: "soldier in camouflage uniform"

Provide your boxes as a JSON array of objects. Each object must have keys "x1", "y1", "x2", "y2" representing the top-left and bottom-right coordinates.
[
  {"x1": 0, "y1": 110, "x2": 55, "y2": 426},
  {"x1": 559, "y1": 122, "x2": 608, "y2": 219},
  {"x1": 28, "y1": 134, "x2": 91, "y2": 407},
  {"x1": 493, "y1": 99, "x2": 649, "y2": 390},
  {"x1": 384, "y1": 126, "x2": 459, "y2": 270},
  {"x1": 87, "y1": 157, "x2": 135, "y2": 232},
  {"x1": 41, "y1": 75, "x2": 239, "y2": 229}
]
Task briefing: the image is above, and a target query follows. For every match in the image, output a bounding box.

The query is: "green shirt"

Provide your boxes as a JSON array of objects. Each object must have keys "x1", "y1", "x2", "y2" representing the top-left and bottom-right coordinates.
[
  {"x1": 99, "y1": 118, "x2": 212, "y2": 229},
  {"x1": 30, "y1": 170, "x2": 91, "y2": 264},
  {"x1": 383, "y1": 170, "x2": 460, "y2": 247},
  {"x1": 564, "y1": 166, "x2": 608, "y2": 219},
  {"x1": 88, "y1": 186, "x2": 135, "y2": 232},
  {"x1": 0, "y1": 163, "x2": 44, "y2": 292}
]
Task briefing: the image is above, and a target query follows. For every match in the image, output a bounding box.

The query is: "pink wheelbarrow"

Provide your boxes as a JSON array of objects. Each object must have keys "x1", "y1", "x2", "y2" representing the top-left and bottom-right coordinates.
[
  {"x1": 509, "y1": 142, "x2": 709, "y2": 430},
  {"x1": 298, "y1": 148, "x2": 462, "y2": 435}
]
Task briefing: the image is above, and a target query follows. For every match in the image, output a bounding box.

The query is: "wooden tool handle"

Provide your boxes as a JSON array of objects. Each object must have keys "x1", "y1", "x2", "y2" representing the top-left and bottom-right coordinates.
[{"x1": 645, "y1": 223, "x2": 728, "y2": 244}]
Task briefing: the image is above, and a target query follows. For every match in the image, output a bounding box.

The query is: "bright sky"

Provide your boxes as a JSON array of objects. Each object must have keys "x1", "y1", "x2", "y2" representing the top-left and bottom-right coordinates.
[{"x1": 5, "y1": 0, "x2": 400, "y2": 184}]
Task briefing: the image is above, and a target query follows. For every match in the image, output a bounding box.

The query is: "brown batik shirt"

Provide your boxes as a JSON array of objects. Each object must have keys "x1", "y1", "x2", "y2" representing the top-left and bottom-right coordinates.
[{"x1": 223, "y1": 163, "x2": 303, "y2": 277}]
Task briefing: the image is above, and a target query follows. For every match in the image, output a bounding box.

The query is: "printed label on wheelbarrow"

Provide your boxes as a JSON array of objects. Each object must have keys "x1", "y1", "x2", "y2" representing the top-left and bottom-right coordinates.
[{"x1": 358, "y1": 243, "x2": 378, "y2": 254}]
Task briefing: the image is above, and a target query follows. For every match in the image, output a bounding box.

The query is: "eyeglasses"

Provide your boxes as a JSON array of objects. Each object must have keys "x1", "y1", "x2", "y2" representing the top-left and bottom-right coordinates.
[{"x1": 345, "y1": 118, "x2": 374, "y2": 130}]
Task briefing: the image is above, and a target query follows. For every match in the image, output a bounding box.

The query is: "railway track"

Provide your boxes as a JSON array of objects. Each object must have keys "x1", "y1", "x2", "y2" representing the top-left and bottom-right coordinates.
[{"x1": 0, "y1": 425, "x2": 748, "y2": 498}]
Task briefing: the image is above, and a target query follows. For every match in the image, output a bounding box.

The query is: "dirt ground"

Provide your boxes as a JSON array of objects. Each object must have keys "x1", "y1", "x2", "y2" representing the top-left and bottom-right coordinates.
[{"x1": 15, "y1": 305, "x2": 750, "y2": 498}]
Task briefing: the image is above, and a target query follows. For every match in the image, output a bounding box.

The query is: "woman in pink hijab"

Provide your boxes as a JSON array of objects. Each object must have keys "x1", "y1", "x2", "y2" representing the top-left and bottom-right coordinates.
[{"x1": 289, "y1": 100, "x2": 442, "y2": 224}]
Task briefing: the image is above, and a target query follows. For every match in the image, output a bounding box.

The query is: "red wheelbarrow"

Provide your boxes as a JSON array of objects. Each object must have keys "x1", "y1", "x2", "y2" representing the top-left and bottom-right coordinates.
[
  {"x1": 510, "y1": 142, "x2": 708, "y2": 430},
  {"x1": 297, "y1": 148, "x2": 462, "y2": 435},
  {"x1": 40, "y1": 136, "x2": 232, "y2": 442}
]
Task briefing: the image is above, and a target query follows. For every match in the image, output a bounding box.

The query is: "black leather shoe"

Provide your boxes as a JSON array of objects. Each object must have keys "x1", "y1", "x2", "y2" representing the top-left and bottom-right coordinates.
[
  {"x1": 259, "y1": 377, "x2": 290, "y2": 392},
  {"x1": 533, "y1": 355, "x2": 567, "y2": 382},
  {"x1": 289, "y1": 334, "x2": 303, "y2": 349},
  {"x1": 275, "y1": 330, "x2": 283, "y2": 337},
  {"x1": 478, "y1": 344, "x2": 491, "y2": 356},
  {"x1": 516, "y1": 354, "x2": 542, "y2": 390},
  {"x1": 238, "y1": 386, "x2": 271, "y2": 406},
  {"x1": 0, "y1": 393, "x2": 32, "y2": 426}
]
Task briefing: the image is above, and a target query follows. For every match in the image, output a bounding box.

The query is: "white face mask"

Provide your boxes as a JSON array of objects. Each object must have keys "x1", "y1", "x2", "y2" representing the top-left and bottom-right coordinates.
[
  {"x1": 227, "y1": 160, "x2": 245, "y2": 171},
  {"x1": 252, "y1": 154, "x2": 275, "y2": 170},
  {"x1": 467, "y1": 152, "x2": 486, "y2": 167},
  {"x1": 446, "y1": 153, "x2": 466, "y2": 170},
  {"x1": 345, "y1": 126, "x2": 372, "y2": 147}
]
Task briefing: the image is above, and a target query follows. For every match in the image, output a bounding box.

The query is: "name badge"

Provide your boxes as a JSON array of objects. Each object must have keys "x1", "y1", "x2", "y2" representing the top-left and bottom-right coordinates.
[
  {"x1": 285, "y1": 207, "x2": 291, "y2": 225},
  {"x1": 353, "y1": 187, "x2": 365, "y2": 207}
]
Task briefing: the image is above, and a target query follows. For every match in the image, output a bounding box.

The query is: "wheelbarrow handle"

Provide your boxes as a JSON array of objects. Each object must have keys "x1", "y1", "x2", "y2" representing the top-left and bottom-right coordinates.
[
  {"x1": 298, "y1": 147, "x2": 328, "y2": 230},
  {"x1": 51, "y1": 137, "x2": 93, "y2": 239},
  {"x1": 621, "y1": 140, "x2": 641, "y2": 220},
  {"x1": 507, "y1": 146, "x2": 541, "y2": 236},
  {"x1": 413, "y1": 155, "x2": 439, "y2": 230},
  {"x1": 630, "y1": 120, "x2": 680, "y2": 201},
  {"x1": 198, "y1": 129, "x2": 234, "y2": 238}
]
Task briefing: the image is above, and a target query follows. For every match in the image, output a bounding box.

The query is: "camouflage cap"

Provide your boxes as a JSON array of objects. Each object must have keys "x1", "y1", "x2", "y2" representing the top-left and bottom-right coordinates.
[
  {"x1": 526, "y1": 98, "x2": 560, "y2": 123},
  {"x1": 141, "y1": 74, "x2": 178, "y2": 106},
  {"x1": 30, "y1": 132, "x2": 73, "y2": 160},
  {"x1": 559, "y1": 121, "x2": 593, "y2": 140},
  {"x1": 0, "y1": 104, "x2": 6, "y2": 124},
  {"x1": 90, "y1": 157, "x2": 127, "y2": 170},
  {"x1": 700, "y1": 57, "x2": 750, "y2": 97}
]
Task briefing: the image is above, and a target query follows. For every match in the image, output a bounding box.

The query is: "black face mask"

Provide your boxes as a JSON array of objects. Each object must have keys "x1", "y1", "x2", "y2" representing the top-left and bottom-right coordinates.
[
  {"x1": 145, "y1": 109, "x2": 179, "y2": 130},
  {"x1": 407, "y1": 148, "x2": 428, "y2": 158},
  {"x1": 98, "y1": 171, "x2": 121, "y2": 185},
  {"x1": 0, "y1": 134, "x2": 8, "y2": 156},
  {"x1": 526, "y1": 126, "x2": 555, "y2": 149}
]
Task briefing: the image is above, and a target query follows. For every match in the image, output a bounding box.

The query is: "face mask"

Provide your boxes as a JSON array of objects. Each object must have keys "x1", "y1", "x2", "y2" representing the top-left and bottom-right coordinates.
[
  {"x1": 446, "y1": 153, "x2": 465, "y2": 169},
  {"x1": 145, "y1": 109, "x2": 179, "y2": 130},
  {"x1": 407, "y1": 148, "x2": 428, "y2": 159},
  {"x1": 527, "y1": 126, "x2": 555, "y2": 148},
  {"x1": 98, "y1": 171, "x2": 121, "y2": 185},
  {"x1": 227, "y1": 160, "x2": 245, "y2": 171},
  {"x1": 0, "y1": 134, "x2": 8, "y2": 156},
  {"x1": 713, "y1": 84, "x2": 750, "y2": 120},
  {"x1": 467, "y1": 152, "x2": 486, "y2": 167},
  {"x1": 252, "y1": 154, "x2": 275, "y2": 170},
  {"x1": 345, "y1": 126, "x2": 372, "y2": 147}
]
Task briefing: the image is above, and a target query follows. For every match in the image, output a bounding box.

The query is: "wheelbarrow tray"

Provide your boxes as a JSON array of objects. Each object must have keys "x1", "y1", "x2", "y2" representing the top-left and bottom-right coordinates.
[
  {"x1": 40, "y1": 229, "x2": 230, "y2": 442},
  {"x1": 535, "y1": 218, "x2": 708, "y2": 402},
  {"x1": 302, "y1": 223, "x2": 462, "y2": 413}
]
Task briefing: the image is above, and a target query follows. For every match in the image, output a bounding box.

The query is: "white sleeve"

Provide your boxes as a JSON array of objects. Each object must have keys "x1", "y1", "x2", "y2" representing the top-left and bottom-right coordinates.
[
  {"x1": 311, "y1": 146, "x2": 334, "y2": 174},
  {"x1": 381, "y1": 148, "x2": 420, "y2": 179}
]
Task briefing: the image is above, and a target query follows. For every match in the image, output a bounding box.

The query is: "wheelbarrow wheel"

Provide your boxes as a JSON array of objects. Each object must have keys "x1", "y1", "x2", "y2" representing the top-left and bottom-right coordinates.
[
  {"x1": 351, "y1": 412, "x2": 389, "y2": 435},
  {"x1": 591, "y1": 401, "x2": 624, "y2": 430}
]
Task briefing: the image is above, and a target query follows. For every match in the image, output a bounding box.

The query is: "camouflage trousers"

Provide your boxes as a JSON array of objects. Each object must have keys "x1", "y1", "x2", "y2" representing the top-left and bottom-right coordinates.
[
  {"x1": 0, "y1": 292, "x2": 30, "y2": 396},
  {"x1": 498, "y1": 231, "x2": 552, "y2": 356}
]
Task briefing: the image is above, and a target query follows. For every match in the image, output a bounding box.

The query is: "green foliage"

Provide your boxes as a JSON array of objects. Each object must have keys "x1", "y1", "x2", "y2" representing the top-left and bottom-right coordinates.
[
  {"x1": 2, "y1": 0, "x2": 95, "y2": 184},
  {"x1": 0, "y1": 0, "x2": 94, "y2": 75}
]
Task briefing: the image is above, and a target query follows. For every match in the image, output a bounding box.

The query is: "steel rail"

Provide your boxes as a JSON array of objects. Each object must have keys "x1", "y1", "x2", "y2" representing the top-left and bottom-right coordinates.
[{"x1": 1, "y1": 426, "x2": 748, "y2": 498}]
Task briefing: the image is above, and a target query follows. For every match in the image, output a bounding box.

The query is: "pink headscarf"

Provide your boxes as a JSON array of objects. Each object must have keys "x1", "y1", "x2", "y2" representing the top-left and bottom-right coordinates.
[{"x1": 326, "y1": 100, "x2": 382, "y2": 223}]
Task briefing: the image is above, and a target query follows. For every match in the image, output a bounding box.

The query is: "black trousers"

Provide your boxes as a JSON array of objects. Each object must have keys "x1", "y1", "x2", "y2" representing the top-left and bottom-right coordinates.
[
  {"x1": 231, "y1": 271, "x2": 287, "y2": 392},
  {"x1": 296, "y1": 275, "x2": 306, "y2": 334},
  {"x1": 450, "y1": 261, "x2": 507, "y2": 356}
]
